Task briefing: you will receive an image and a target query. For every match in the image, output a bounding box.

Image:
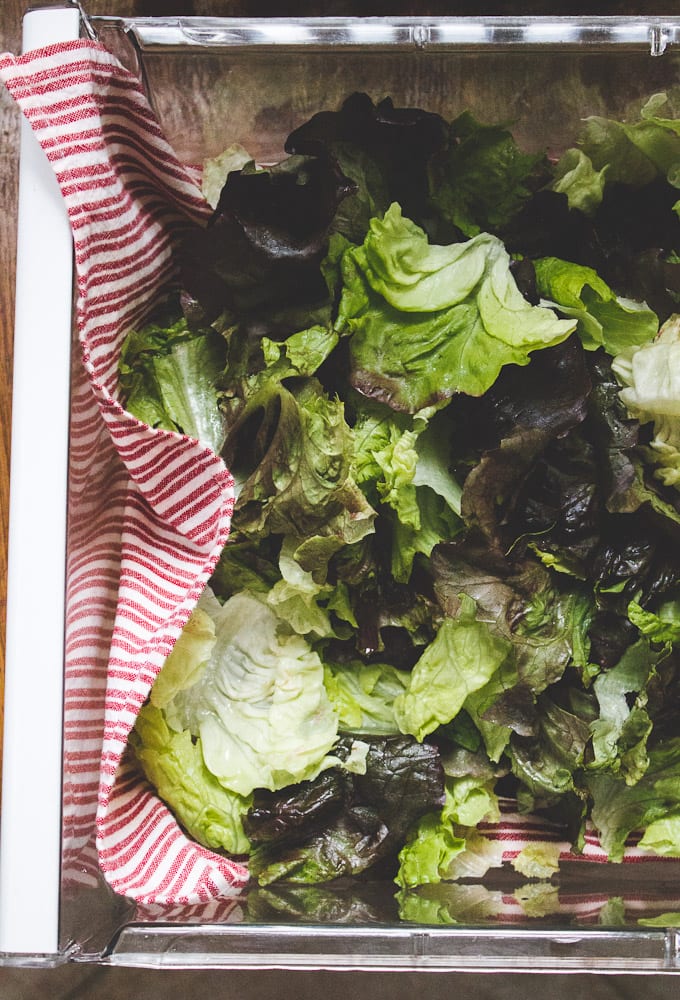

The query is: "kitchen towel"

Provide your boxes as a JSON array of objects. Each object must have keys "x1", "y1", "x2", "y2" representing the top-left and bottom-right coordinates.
[{"x1": 0, "y1": 37, "x2": 670, "y2": 907}]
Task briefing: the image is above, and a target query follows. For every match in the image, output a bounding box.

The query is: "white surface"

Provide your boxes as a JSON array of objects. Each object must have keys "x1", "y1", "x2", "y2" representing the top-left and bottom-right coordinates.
[{"x1": 0, "y1": 6, "x2": 80, "y2": 958}]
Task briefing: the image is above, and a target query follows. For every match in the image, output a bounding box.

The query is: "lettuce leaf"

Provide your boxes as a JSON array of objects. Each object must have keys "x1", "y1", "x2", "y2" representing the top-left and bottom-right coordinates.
[
  {"x1": 551, "y1": 147, "x2": 608, "y2": 216},
  {"x1": 589, "y1": 737, "x2": 680, "y2": 861},
  {"x1": 613, "y1": 314, "x2": 680, "y2": 489},
  {"x1": 130, "y1": 703, "x2": 251, "y2": 855},
  {"x1": 285, "y1": 91, "x2": 447, "y2": 236},
  {"x1": 340, "y1": 203, "x2": 576, "y2": 412},
  {"x1": 224, "y1": 377, "x2": 376, "y2": 576},
  {"x1": 163, "y1": 591, "x2": 340, "y2": 797},
  {"x1": 628, "y1": 598, "x2": 680, "y2": 645},
  {"x1": 637, "y1": 813, "x2": 680, "y2": 856},
  {"x1": 580, "y1": 93, "x2": 680, "y2": 199},
  {"x1": 587, "y1": 639, "x2": 658, "y2": 785},
  {"x1": 395, "y1": 774, "x2": 500, "y2": 888},
  {"x1": 246, "y1": 735, "x2": 445, "y2": 885},
  {"x1": 394, "y1": 595, "x2": 511, "y2": 742},
  {"x1": 119, "y1": 312, "x2": 227, "y2": 453},
  {"x1": 428, "y1": 109, "x2": 547, "y2": 237},
  {"x1": 534, "y1": 256, "x2": 658, "y2": 356},
  {"x1": 323, "y1": 659, "x2": 410, "y2": 734}
]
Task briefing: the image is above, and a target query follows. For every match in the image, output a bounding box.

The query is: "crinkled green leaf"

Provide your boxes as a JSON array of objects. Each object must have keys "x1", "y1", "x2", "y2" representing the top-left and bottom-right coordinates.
[
  {"x1": 394, "y1": 596, "x2": 511, "y2": 742},
  {"x1": 429, "y1": 110, "x2": 547, "y2": 237},
  {"x1": 551, "y1": 147, "x2": 608, "y2": 215},
  {"x1": 341, "y1": 204, "x2": 575, "y2": 412},
  {"x1": 395, "y1": 775, "x2": 499, "y2": 888},
  {"x1": 130, "y1": 703, "x2": 252, "y2": 855},
  {"x1": 323, "y1": 659, "x2": 410, "y2": 734},
  {"x1": 535, "y1": 256, "x2": 658, "y2": 356},
  {"x1": 224, "y1": 377, "x2": 376, "y2": 576},
  {"x1": 119, "y1": 313, "x2": 227, "y2": 453},
  {"x1": 589, "y1": 737, "x2": 680, "y2": 861},
  {"x1": 613, "y1": 314, "x2": 680, "y2": 490},
  {"x1": 637, "y1": 813, "x2": 680, "y2": 857}
]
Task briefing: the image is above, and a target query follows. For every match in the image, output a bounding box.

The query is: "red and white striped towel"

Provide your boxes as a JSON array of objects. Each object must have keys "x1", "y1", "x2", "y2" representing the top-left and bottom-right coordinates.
[
  {"x1": 1, "y1": 39, "x2": 245, "y2": 905},
  {"x1": 0, "y1": 39, "x2": 668, "y2": 907}
]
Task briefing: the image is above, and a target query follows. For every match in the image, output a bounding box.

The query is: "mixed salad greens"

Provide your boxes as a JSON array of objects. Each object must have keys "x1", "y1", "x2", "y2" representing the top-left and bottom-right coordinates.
[{"x1": 123, "y1": 91, "x2": 680, "y2": 891}]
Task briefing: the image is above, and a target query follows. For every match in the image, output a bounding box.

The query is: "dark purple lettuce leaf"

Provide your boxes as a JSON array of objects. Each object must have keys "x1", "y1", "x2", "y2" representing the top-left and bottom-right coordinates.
[
  {"x1": 450, "y1": 333, "x2": 591, "y2": 462},
  {"x1": 450, "y1": 339, "x2": 680, "y2": 616},
  {"x1": 285, "y1": 92, "x2": 447, "y2": 232},
  {"x1": 499, "y1": 190, "x2": 599, "y2": 265},
  {"x1": 612, "y1": 248, "x2": 680, "y2": 326},
  {"x1": 646, "y1": 648, "x2": 680, "y2": 747},
  {"x1": 244, "y1": 771, "x2": 346, "y2": 847},
  {"x1": 246, "y1": 735, "x2": 445, "y2": 885},
  {"x1": 181, "y1": 155, "x2": 355, "y2": 322},
  {"x1": 584, "y1": 350, "x2": 640, "y2": 514},
  {"x1": 450, "y1": 335, "x2": 592, "y2": 552}
]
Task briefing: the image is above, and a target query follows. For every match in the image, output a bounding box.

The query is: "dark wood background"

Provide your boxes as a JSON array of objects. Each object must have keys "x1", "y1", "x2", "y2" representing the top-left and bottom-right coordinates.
[{"x1": 0, "y1": 0, "x2": 673, "y2": 782}]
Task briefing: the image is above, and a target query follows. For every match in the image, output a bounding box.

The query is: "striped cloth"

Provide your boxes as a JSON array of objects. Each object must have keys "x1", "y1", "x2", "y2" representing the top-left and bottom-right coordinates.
[
  {"x1": 1, "y1": 39, "x2": 246, "y2": 904},
  {"x1": 0, "y1": 39, "x2": 668, "y2": 907}
]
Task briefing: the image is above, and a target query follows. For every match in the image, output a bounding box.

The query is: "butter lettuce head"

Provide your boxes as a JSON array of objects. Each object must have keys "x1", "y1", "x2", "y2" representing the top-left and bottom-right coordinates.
[
  {"x1": 164, "y1": 591, "x2": 339, "y2": 797},
  {"x1": 340, "y1": 203, "x2": 576, "y2": 412}
]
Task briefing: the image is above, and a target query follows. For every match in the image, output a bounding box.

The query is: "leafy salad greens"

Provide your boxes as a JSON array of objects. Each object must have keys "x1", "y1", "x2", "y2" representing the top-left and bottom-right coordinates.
[{"x1": 123, "y1": 91, "x2": 680, "y2": 891}]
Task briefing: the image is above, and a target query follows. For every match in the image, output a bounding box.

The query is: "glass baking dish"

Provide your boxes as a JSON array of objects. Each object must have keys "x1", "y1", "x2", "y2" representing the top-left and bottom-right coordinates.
[{"x1": 3, "y1": 5, "x2": 680, "y2": 972}]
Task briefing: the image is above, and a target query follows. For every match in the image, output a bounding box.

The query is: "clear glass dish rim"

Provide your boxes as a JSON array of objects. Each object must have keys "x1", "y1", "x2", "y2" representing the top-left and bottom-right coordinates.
[{"x1": 84, "y1": 13, "x2": 680, "y2": 53}]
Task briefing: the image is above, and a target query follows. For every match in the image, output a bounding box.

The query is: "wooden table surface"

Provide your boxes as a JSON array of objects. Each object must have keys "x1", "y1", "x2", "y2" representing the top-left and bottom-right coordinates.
[{"x1": 0, "y1": 0, "x2": 675, "y2": 790}]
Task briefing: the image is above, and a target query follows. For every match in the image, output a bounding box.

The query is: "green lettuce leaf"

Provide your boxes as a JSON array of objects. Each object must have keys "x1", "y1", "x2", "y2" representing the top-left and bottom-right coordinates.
[
  {"x1": 629, "y1": 598, "x2": 680, "y2": 645},
  {"x1": 534, "y1": 256, "x2": 658, "y2": 356},
  {"x1": 323, "y1": 659, "x2": 410, "y2": 734},
  {"x1": 119, "y1": 312, "x2": 227, "y2": 453},
  {"x1": 260, "y1": 324, "x2": 340, "y2": 382},
  {"x1": 589, "y1": 737, "x2": 680, "y2": 861},
  {"x1": 579, "y1": 93, "x2": 680, "y2": 198},
  {"x1": 551, "y1": 147, "x2": 608, "y2": 215},
  {"x1": 394, "y1": 595, "x2": 511, "y2": 742},
  {"x1": 163, "y1": 591, "x2": 340, "y2": 797},
  {"x1": 390, "y1": 486, "x2": 463, "y2": 584},
  {"x1": 148, "y1": 605, "x2": 216, "y2": 711},
  {"x1": 395, "y1": 774, "x2": 500, "y2": 888},
  {"x1": 613, "y1": 314, "x2": 680, "y2": 490},
  {"x1": 340, "y1": 203, "x2": 576, "y2": 412},
  {"x1": 224, "y1": 377, "x2": 376, "y2": 576},
  {"x1": 587, "y1": 639, "x2": 658, "y2": 785},
  {"x1": 428, "y1": 110, "x2": 547, "y2": 237},
  {"x1": 130, "y1": 703, "x2": 251, "y2": 855},
  {"x1": 352, "y1": 400, "x2": 421, "y2": 527},
  {"x1": 265, "y1": 536, "x2": 335, "y2": 638}
]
